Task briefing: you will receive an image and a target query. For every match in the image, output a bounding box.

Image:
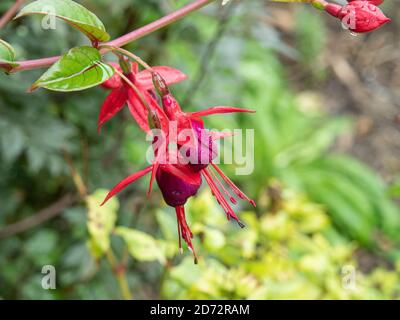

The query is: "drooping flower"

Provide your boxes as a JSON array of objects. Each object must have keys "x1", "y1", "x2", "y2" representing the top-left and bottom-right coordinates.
[
  {"x1": 323, "y1": 0, "x2": 390, "y2": 33},
  {"x1": 101, "y1": 71, "x2": 256, "y2": 263},
  {"x1": 152, "y1": 72, "x2": 256, "y2": 218},
  {"x1": 98, "y1": 61, "x2": 187, "y2": 133}
]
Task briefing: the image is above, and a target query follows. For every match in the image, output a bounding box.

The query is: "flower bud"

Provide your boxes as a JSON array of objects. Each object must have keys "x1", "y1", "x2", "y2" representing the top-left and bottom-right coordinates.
[
  {"x1": 152, "y1": 72, "x2": 170, "y2": 97},
  {"x1": 325, "y1": 0, "x2": 390, "y2": 33},
  {"x1": 118, "y1": 56, "x2": 132, "y2": 74}
]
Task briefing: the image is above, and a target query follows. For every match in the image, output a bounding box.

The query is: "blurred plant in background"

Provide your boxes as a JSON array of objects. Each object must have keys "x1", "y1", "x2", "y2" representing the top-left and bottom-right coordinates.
[
  {"x1": 0, "y1": 0, "x2": 399, "y2": 299},
  {"x1": 161, "y1": 187, "x2": 400, "y2": 299}
]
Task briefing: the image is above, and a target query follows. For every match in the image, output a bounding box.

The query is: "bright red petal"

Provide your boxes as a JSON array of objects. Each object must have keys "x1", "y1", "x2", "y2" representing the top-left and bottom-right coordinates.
[
  {"x1": 101, "y1": 166, "x2": 153, "y2": 206},
  {"x1": 147, "y1": 147, "x2": 166, "y2": 197},
  {"x1": 136, "y1": 66, "x2": 187, "y2": 90},
  {"x1": 101, "y1": 62, "x2": 122, "y2": 89},
  {"x1": 126, "y1": 89, "x2": 150, "y2": 132},
  {"x1": 98, "y1": 88, "x2": 127, "y2": 133},
  {"x1": 189, "y1": 106, "x2": 256, "y2": 118},
  {"x1": 147, "y1": 161, "x2": 160, "y2": 197}
]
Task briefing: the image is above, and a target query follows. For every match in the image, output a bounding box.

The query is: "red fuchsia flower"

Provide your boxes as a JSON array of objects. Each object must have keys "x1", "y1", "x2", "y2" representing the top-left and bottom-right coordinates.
[
  {"x1": 151, "y1": 72, "x2": 256, "y2": 208},
  {"x1": 322, "y1": 0, "x2": 390, "y2": 33},
  {"x1": 101, "y1": 72, "x2": 256, "y2": 263},
  {"x1": 98, "y1": 61, "x2": 187, "y2": 133}
]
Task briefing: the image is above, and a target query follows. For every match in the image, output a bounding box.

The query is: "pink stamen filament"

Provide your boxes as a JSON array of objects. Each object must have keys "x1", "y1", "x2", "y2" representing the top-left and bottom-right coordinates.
[
  {"x1": 211, "y1": 162, "x2": 256, "y2": 207},
  {"x1": 208, "y1": 167, "x2": 237, "y2": 205},
  {"x1": 202, "y1": 169, "x2": 231, "y2": 220},
  {"x1": 202, "y1": 169, "x2": 244, "y2": 227}
]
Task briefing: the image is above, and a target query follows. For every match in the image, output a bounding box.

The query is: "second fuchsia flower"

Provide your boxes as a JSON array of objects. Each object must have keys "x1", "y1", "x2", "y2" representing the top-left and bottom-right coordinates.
[{"x1": 319, "y1": 0, "x2": 390, "y2": 33}]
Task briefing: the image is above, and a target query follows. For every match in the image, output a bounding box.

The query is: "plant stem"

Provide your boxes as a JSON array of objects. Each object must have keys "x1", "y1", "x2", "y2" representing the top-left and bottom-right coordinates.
[
  {"x1": 101, "y1": 45, "x2": 153, "y2": 71},
  {"x1": 13, "y1": 0, "x2": 216, "y2": 72},
  {"x1": 0, "y1": 0, "x2": 24, "y2": 29},
  {"x1": 106, "y1": 249, "x2": 133, "y2": 300},
  {"x1": 106, "y1": 0, "x2": 215, "y2": 48},
  {"x1": 64, "y1": 151, "x2": 88, "y2": 199}
]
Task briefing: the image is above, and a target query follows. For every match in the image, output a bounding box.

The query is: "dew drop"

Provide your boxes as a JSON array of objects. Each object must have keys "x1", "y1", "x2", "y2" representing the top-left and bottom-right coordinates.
[{"x1": 349, "y1": 31, "x2": 358, "y2": 37}]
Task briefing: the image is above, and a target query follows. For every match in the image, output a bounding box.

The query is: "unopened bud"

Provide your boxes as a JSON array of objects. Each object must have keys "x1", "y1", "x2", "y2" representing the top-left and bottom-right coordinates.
[
  {"x1": 324, "y1": 1, "x2": 390, "y2": 33},
  {"x1": 152, "y1": 72, "x2": 170, "y2": 97},
  {"x1": 119, "y1": 56, "x2": 131, "y2": 74}
]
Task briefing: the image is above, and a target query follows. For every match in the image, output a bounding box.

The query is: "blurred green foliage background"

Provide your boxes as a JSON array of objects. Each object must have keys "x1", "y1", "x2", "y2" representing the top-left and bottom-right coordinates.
[{"x1": 0, "y1": 0, "x2": 399, "y2": 299}]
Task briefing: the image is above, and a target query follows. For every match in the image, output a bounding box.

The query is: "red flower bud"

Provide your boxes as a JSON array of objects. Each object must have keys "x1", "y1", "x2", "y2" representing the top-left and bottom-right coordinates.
[{"x1": 325, "y1": 0, "x2": 390, "y2": 33}]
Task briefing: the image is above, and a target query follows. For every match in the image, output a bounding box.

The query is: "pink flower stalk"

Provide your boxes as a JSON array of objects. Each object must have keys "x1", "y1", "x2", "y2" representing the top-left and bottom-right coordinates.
[
  {"x1": 98, "y1": 61, "x2": 186, "y2": 133},
  {"x1": 323, "y1": 0, "x2": 390, "y2": 33}
]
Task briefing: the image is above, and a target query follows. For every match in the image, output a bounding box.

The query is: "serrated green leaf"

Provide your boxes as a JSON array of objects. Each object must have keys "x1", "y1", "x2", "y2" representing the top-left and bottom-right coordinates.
[
  {"x1": 0, "y1": 39, "x2": 18, "y2": 71},
  {"x1": 15, "y1": 0, "x2": 110, "y2": 42},
  {"x1": 86, "y1": 189, "x2": 118, "y2": 258},
  {"x1": 115, "y1": 227, "x2": 166, "y2": 264},
  {"x1": 31, "y1": 46, "x2": 114, "y2": 92}
]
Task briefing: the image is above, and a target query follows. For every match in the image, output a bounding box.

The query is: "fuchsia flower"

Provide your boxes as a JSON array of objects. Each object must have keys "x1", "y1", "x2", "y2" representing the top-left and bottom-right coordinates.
[
  {"x1": 98, "y1": 61, "x2": 186, "y2": 133},
  {"x1": 324, "y1": 0, "x2": 390, "y2": 33},
  {"x1": 101, "y1": 70, "x2": 256, "y2": 263}
]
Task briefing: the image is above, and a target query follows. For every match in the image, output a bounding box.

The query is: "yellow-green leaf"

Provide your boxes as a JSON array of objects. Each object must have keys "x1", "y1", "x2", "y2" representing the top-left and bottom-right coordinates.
[
  {"x1": 86, "y1": 189, "x2": 118, "y2": 258},
  {"x1": 15, "y1": 0, "x2": 110, "y2": 42},
  {"x1": 115, "y1": 227, "x2": 166, "y2": 264}
]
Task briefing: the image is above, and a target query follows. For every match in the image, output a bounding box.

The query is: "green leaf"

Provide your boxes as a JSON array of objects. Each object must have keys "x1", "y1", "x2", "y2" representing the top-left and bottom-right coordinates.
[
  {"x1": 115, "y1": 227, "x2": 166, "y2": 264},
  {"x1": 15, "y1": 0, "x2": 110, "y2": 42},
  {"x1": 0, "y1": 39, "x2": 18, "y2": 71},
  {"x1": 86, "y1": 189, "x2": 118, "y2": 258},
  {"x1": 31, "y1": 46, "x2": 114, "y2": 92}
]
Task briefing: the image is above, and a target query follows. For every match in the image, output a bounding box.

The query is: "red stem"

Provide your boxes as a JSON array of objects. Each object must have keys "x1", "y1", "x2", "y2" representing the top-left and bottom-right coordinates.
[
  {"x1": 0, "y1": 0, "x2": 24, "y2": 29},
  {"x1": 13, "y1": 0, "x2": 215, "y2": 73}
]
